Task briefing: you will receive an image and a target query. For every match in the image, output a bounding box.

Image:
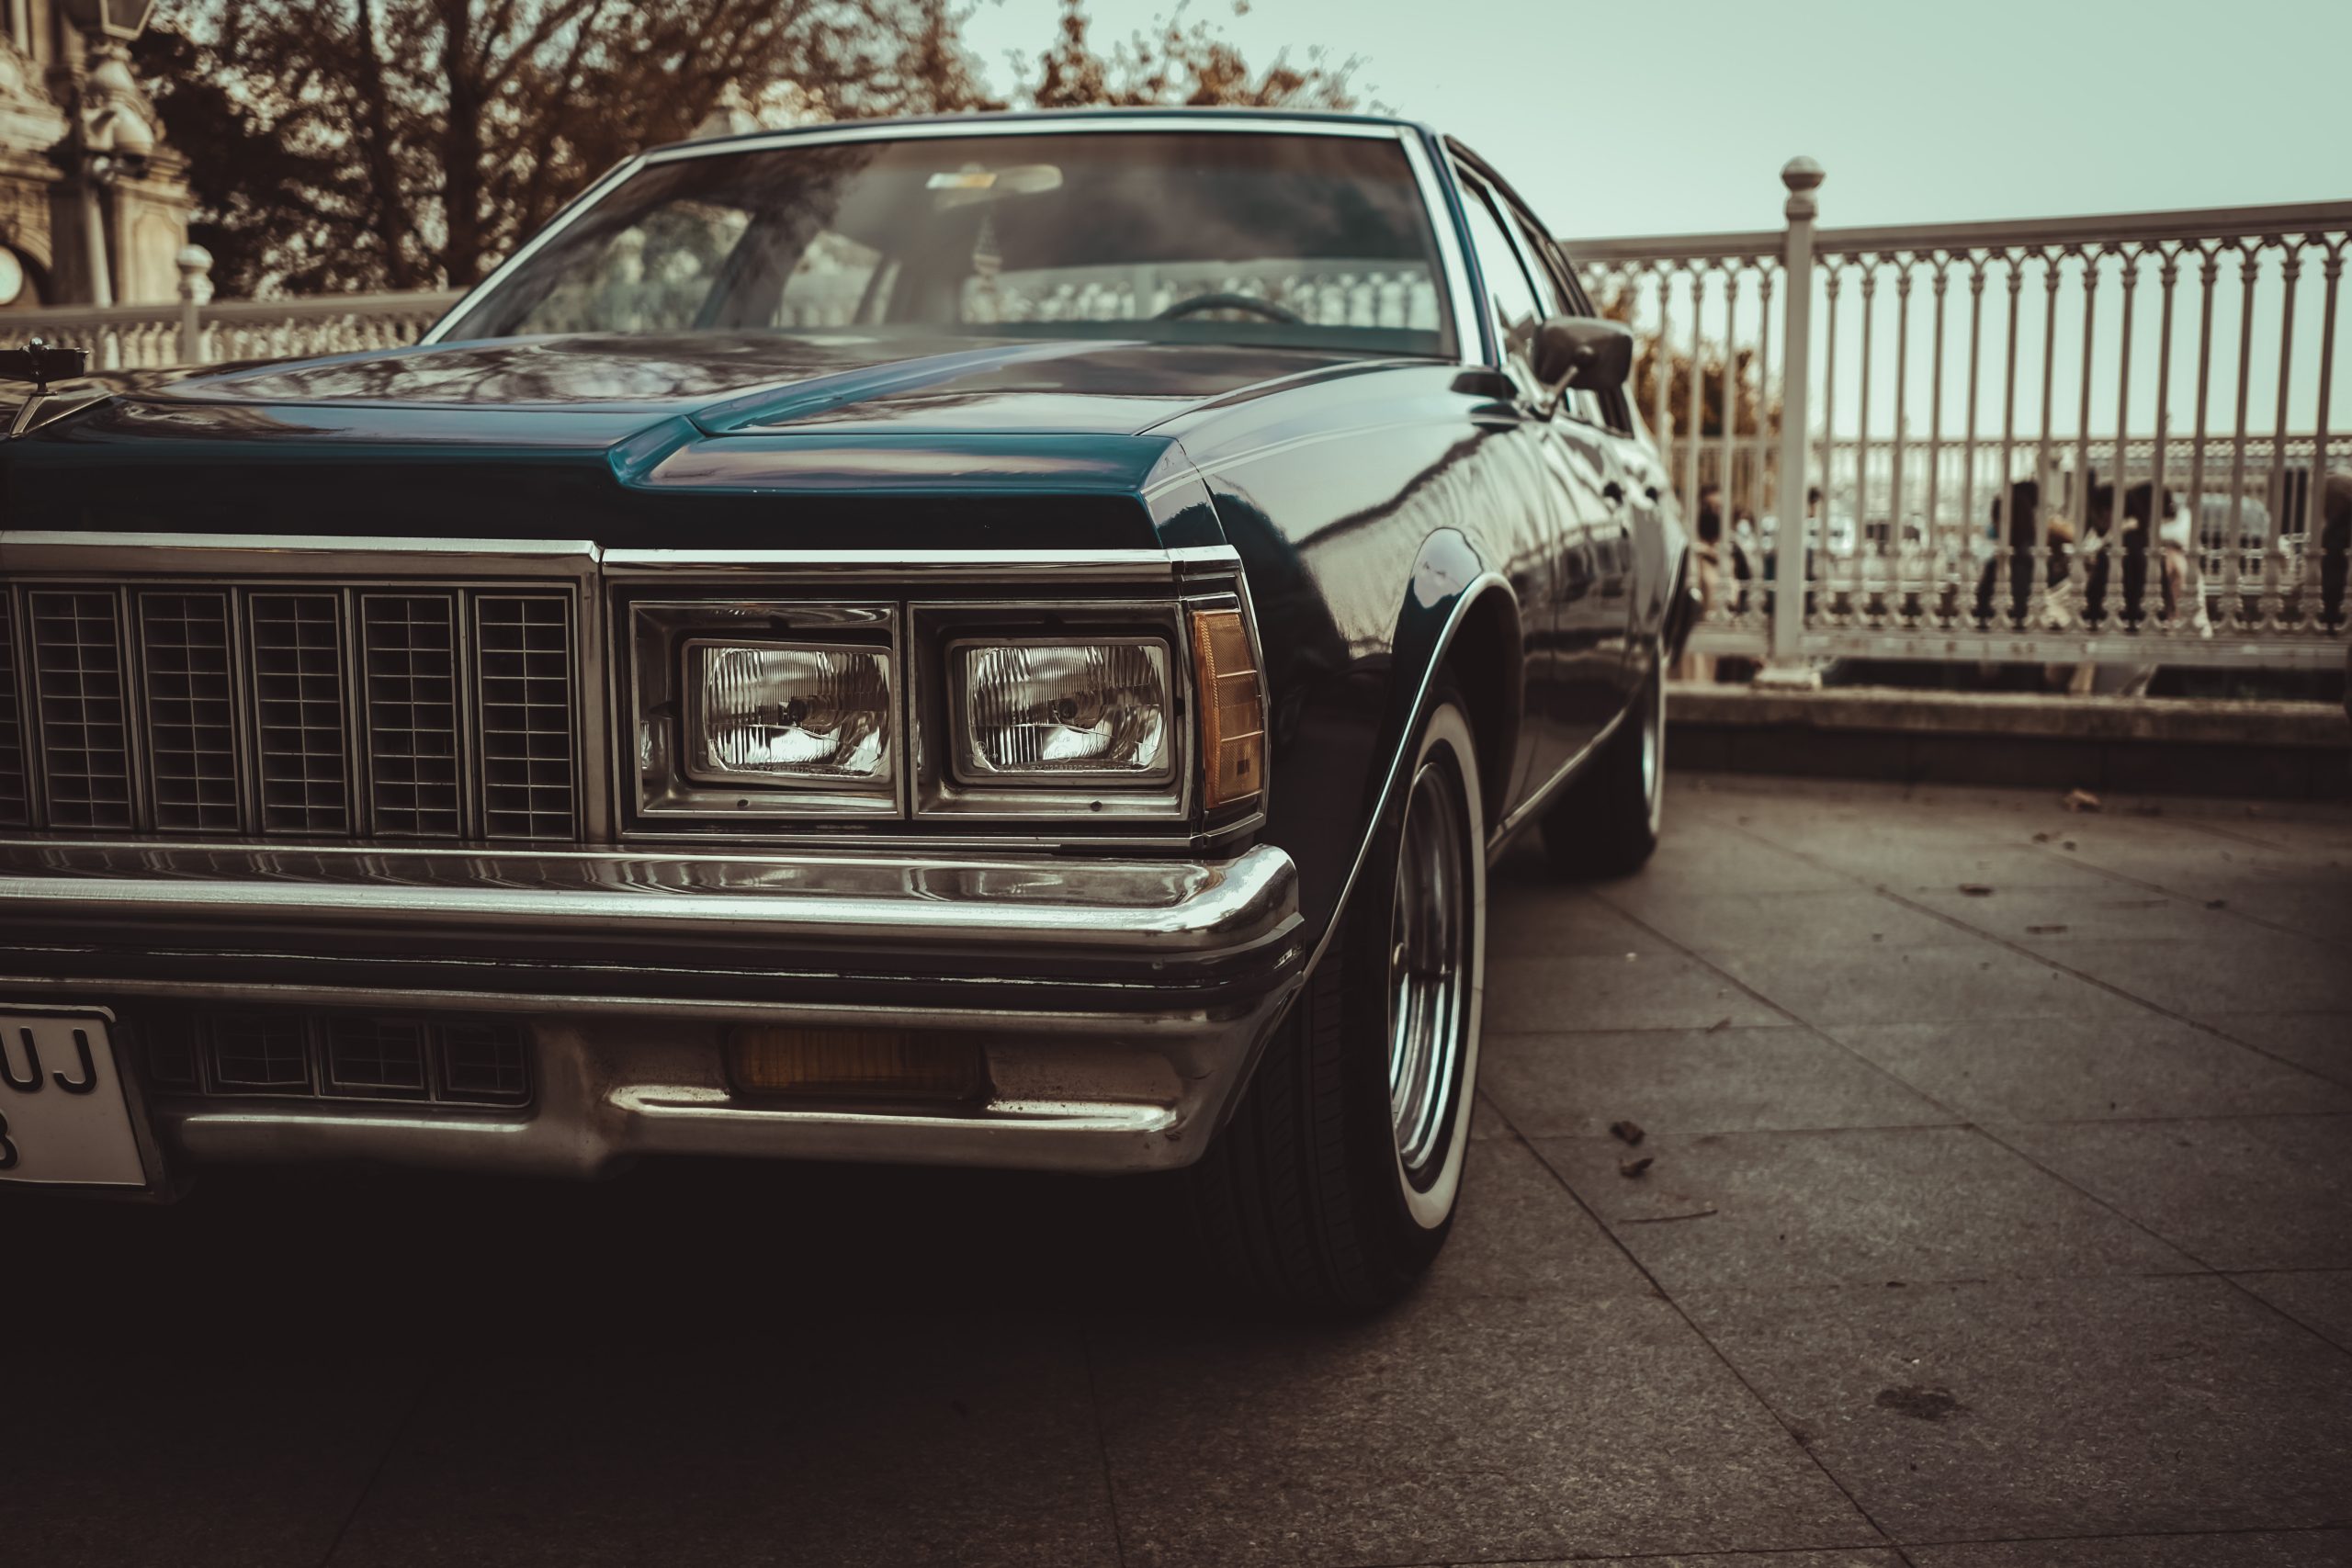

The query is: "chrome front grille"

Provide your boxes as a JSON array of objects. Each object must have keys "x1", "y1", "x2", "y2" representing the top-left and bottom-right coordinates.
[
  {"x1": 361, "y1": 593, "x2": 464, "y2": 837},
  {"x1": 0, "y1": 581, "x2": 582, "y2": 843},
  {"x1": 138, "y1": 1006, "x2": 534, "y2": 1108},
  {"x1": 28, "y1": 589, "x2": 135, "y2": 830},
  {"x1": 139, "y1": 592, "x2": 241, "y2": 832},
  {"x1": 250, "y1": 592, "x2": 353, "y2": 834},
  {"x1": 0, "y1": 594, "x2": 27, "y2": 829}
]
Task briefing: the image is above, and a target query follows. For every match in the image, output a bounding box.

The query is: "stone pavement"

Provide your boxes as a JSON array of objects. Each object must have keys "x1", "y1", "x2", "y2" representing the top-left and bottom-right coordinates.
[{"x1": 8, "y1": 775, "x2": 2350, "y2": 1566}]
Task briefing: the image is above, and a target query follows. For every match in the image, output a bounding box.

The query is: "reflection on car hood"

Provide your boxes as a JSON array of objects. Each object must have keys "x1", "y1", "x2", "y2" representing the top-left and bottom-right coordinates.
[{"x1": 153, "y1": 331, "x2": 1374, "y2": 438}]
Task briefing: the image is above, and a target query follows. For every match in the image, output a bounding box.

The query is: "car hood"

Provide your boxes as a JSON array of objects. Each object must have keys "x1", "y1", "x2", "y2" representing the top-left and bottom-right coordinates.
[
  {"x1": 139, "y1": 331, "x2": 1370, "y2": 439},
  {"x1": 3, "y1": 332, "x2": 1385, "y2": 549}
]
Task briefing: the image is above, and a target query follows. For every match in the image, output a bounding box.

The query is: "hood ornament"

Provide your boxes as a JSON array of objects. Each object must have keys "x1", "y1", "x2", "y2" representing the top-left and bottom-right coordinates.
[{"x1": 2, "y1": 337, "x2": 91, "y2": 439}]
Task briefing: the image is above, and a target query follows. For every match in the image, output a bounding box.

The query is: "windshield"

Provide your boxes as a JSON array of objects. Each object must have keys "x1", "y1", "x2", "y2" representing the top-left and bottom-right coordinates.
[{"x1": 441, "y1": 128, "x2": 1455, "y2": 358}]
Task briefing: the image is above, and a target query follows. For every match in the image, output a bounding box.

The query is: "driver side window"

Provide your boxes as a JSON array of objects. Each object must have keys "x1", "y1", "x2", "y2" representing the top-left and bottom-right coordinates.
[{"x1": 1456, "y1": 178, "x2": 1550, "y2": 401}]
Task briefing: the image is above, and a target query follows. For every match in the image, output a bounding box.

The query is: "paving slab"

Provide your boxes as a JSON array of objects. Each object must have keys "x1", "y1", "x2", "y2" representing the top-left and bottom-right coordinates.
[
  {"x1": 1484, "y1": 950, "x2": 1785, "y2": 1033},
  {"x1": 1906, "y1": 882, "x2": 2258, "y2": 945},
  {"x1": 2230, "y1": 1270, "x2": 2352, "y2": 1353},
  {"x1": 1997, "y1": 1116, "x2": 2352, "y2": 1271},
  {"x1": 1598, "y1": 886, "x2": 1973, "y2": 954},
  {"x1": 1909, "y1": 1529, "x2": 2352, "y2": 1566},
  {"x1": 1682, "y1": 1277, "x2": 2352, "y2": 1541},
  {"x1": 1534, "y1": 1127, "x2": 2193, "y2": 1292},
  {"x1": 1419, "y1": 1135, "x2": 1654, "y2": 1301},
  {"x1": 2033, "y1": 936, "x2": 2352, "y2": 1017},
  {"x1": 1482, "y1": 1025, "x2": 1951, "y2": 1139},
  {"x1": 330, "y1": 1315, "x2": 1120, "y2": 1568},
  {"x1": 1513, "y1": 1552, "x2": 1904, "y2": 1568},
  {"x1": 1709, "y1": 943, "x2": 2147, "y2": 1027},
  {"x1": 1, "y1": 1352, "x2": 417, "y2": 1568},
  {"x1": 1828, "y1": 1017, "x2": 2352, "y2": 1123},
  {"x1": 1090, "y1": 1292, "x2": 1880, "y2": 1568},
  {"x1": 2201, "y1": 1015, "x2": 2352, "y2": 1087},
  {"x1": 1487, "y1": 881, "x2": 1671, "y2": 957}
]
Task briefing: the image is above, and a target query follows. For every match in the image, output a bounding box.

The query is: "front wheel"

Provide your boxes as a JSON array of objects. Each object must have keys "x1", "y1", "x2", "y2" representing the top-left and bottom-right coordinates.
[
  {"x1": 1185, "y1": 689, "x2": 1487, "y2": 1313},
  {"x1": 1541, "y1": 649, "x2": 1665, "y2": 879}
]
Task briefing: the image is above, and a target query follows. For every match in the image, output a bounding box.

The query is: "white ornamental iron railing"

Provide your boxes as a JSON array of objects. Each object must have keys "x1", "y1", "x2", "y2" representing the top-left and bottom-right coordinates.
[{"x1": 1567, "y1": 165, "x2": 2350, "y2": 671}]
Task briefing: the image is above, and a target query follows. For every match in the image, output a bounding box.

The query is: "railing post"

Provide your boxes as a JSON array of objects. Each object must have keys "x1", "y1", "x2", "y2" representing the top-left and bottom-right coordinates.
[
  {"x1": 1762, "y1": 157, "x2": 1824, "y2": 684},
  {"x1": 176, "y1": 245, "x2": 214, "y2": 366}
]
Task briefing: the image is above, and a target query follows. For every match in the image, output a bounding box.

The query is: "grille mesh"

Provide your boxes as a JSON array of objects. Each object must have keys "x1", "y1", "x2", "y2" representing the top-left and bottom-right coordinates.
[
  {"x1": 324, "y1": 1015, "x2": 430, "y2": 1098},
  {"x1": 208, "y1": 1011, "x2": 312, "y2": 1092},
  {"x1": 0, "y1": 595, "x2": 26, "y2": 829},
  {"x1": 140, "y1": 592, "x2": 241, "y2": 832},
  {"x1": 362, "y1": 594, "x2": 464, "y2": 837},
  {"x1": 141, "y1": 1009, "x2": 531, "y2": 1107},
  {"x1": 251, "y1": 592, "x2": 352, "y2": 835},
  {"x1": 441, "y1": 1021, "x2": 532, "y2": 1103},
  {"x1": 476, "y1": 595, "x2": 577, "y2": 840},
  {"x1": 4, "y1": 583, "x2": 578, "y2": 841},
  {"x1": 28, "y1": 590, "x2": 134, "y2": 830}
]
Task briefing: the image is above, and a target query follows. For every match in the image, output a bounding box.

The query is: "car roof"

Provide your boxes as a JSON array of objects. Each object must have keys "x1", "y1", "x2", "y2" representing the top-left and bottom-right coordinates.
[{"x1": 648, "y1": 105, "x2": 1439, "y2": 161}]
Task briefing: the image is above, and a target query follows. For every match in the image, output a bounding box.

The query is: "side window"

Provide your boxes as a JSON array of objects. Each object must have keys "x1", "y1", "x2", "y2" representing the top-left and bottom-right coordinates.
[
  {"x1": 1455, "y1": 177, "x2": 1552, "y2": 400},
  {"x1": 1504, "y1": 209, "x2": 1608, "y2": 427}
]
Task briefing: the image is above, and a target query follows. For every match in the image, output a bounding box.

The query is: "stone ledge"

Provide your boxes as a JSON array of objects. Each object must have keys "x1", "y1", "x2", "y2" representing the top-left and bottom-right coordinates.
[{"x1": 1668, "y1": 686, "x2": 2350, "y2": 799}]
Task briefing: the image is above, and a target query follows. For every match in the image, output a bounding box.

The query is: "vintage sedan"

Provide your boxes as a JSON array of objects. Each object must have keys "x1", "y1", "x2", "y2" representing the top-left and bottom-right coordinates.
[{"x1": 0, "y1": 109, "x2": 1690, "y2": 1309}]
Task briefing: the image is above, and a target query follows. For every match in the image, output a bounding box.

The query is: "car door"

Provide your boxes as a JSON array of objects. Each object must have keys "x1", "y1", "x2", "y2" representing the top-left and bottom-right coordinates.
[
  {"x1": 1452, "y1": 168, "x2": 1622, "y2": 784},
  {"x1": 1498, "y1": 192, "x2": 1650, "y2": 724}
]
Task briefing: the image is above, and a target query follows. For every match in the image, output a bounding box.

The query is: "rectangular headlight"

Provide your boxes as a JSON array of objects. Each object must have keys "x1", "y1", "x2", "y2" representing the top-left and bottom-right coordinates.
[
  {"x1": 687, "y1": 641, "x2": 893, "y2": 789},
  {"x1": 956, "y1": 640, "x2": 1172, "y2": 783}
]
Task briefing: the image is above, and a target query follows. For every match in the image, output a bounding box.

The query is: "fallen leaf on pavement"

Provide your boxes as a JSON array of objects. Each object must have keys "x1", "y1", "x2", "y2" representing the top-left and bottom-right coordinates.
[
  {"x1": 2064, "y1": 788, "x2": 2102, "y2": 812},
  {"x1": 1609, "y1": 1119, "x2": 1645, "y2": 1146},
  {"x1": 1706, "y1": 1016, "x2": 1733, "y2": 1032},
  {"x1": 1960, "y1": 884, "x2": 1996, "y2": 897},
  {"x1": 1618, "y1": 1156, "x2": 1655, "y2": 1179}
]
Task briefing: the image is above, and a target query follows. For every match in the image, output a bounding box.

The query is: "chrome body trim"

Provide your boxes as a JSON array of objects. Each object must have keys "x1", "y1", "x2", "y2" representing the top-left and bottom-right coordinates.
[
  {"x1": 602, "y1": 546, "x2": 1242, "y2": 581},
  {"x1": 0, "y1": 839, "x2": 1303, "y2": 1177},
  {"x1": 0, "y1": 840, "x2": 1299, "y2": 961}
]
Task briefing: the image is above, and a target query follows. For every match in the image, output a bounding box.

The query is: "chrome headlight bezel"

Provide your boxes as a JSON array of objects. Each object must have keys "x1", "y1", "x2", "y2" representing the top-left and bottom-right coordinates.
[
  {"x1": 909, "y1": 602, "x2": 1193, "y2": 822},
  {"x1": 629, "y1": 598, "x2": 903, "y2": 821}
]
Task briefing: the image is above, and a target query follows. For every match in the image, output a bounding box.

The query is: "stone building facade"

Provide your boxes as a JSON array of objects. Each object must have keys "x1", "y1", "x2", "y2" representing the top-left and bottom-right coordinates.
[{"x1": 1, "y1": 0, "x2": 192, "y2": 310}]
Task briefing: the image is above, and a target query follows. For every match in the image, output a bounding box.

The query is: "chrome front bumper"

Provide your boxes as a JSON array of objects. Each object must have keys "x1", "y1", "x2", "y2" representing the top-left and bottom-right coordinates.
[{"x1": 0, "y1": 840, "x2": 1305, "y2": 1179}]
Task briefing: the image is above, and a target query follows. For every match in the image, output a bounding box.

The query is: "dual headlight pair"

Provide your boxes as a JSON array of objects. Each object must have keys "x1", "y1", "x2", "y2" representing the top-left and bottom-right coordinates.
[{"x1": 650, "y1": 605, "x2": 1263, "y2": 818}]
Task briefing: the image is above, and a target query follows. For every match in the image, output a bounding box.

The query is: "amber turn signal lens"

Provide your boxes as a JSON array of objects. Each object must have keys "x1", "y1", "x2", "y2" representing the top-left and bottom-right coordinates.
[
  {"x1": 1190, "y1": 608, "x2": 1266, "y2": 809},
  {"x1": 729, "y1": 1027, "x2": 990, "y2": 1102}
]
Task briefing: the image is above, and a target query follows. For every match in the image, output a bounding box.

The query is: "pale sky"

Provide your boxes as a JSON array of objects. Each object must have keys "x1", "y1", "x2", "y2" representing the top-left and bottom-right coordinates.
[{"x1": 961, "y1": 0, "x2": 2352, "y2": 242}]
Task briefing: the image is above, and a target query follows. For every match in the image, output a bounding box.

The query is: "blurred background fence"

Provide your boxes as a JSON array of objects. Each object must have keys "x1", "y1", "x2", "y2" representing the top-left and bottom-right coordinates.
[{"x1": 1569, "y1": 175, "x2": 2349, "y2": 673}]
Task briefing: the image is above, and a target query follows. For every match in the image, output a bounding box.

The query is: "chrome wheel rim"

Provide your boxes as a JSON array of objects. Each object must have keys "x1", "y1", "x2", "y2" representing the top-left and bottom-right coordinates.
[
  {"x1": 1640, "y1": 662, "x2": 1665, "y2": 829},
  {"x1": 1387, "y1": 757, "x2": 1470, "y2": 1185}
]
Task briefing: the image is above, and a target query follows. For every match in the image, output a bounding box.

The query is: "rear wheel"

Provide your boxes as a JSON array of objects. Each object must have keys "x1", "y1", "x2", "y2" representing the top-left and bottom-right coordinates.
[
  {"x1": 1186, "y1": 689, "x2": 1486, "y2": 1313},
  {"x1": 1541, "y1": 649, "x2": 1665, "y2": 879}
]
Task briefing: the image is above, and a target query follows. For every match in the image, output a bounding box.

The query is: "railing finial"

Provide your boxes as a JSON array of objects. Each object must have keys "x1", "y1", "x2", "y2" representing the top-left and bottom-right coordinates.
[{"x1": 1781, "y1": 157, "x2": 1826, "y2": 221}]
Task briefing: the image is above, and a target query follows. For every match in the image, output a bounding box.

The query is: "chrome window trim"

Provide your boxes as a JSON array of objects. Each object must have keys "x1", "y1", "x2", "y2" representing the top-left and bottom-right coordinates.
[
  {"x1": 422, "y1": 118, "x2": 1453, "y2": 355},
  {"x1": 1398, "y1": 130, "x2": 1483, "y2": 370}
]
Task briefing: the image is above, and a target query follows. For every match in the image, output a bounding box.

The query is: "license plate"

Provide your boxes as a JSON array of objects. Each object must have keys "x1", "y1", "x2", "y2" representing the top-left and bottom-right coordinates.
[{"x1": 0, "y1": 1010, "x2": 151, "y2": 1189}]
